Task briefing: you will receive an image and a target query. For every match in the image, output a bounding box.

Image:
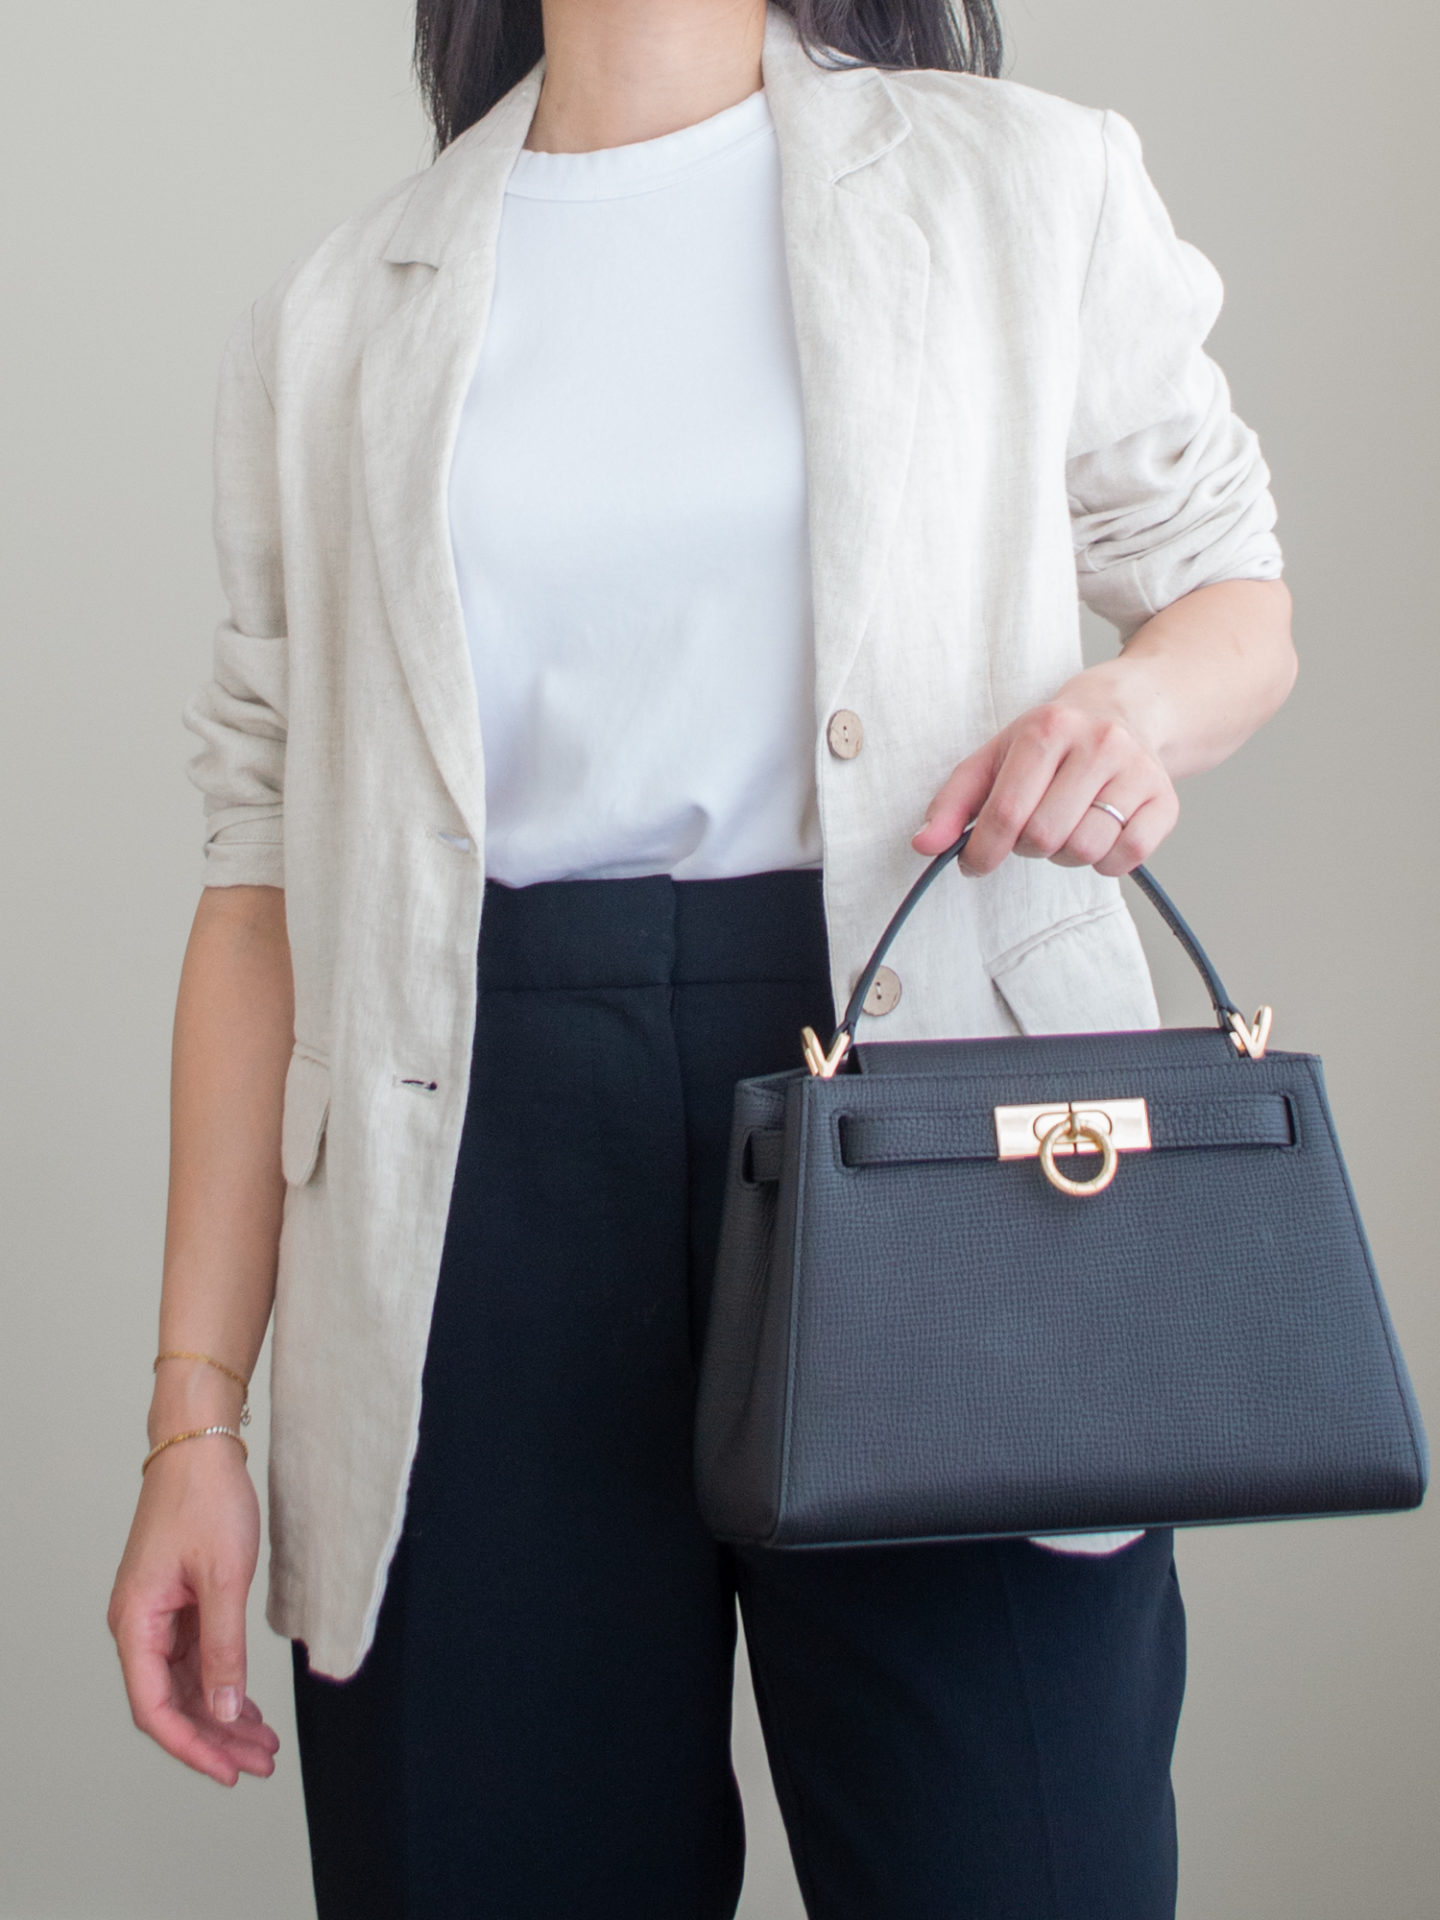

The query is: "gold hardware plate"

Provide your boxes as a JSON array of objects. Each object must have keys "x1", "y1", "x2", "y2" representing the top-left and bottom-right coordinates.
[
  {"x1": 993, "y1": 1097, "x2": 1151, "y2": 1160},
  {"x1": 1228, "y1": 1005, "x2": 1273, "y2": 1060},
  {"x1": 801, "y1": 1025, "x2": 852, "y2": 1079}
]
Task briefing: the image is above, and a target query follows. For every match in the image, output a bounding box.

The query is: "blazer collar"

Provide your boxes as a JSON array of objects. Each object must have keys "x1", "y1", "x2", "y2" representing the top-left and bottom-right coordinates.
[{"x1": 381, "y1": 2, "x2": 913, "y2": 266}]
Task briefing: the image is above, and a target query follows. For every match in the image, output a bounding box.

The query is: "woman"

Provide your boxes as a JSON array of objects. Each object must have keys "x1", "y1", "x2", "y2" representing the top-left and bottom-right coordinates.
[{"x1": 108, "y1": 0, "x2": 1296, "y2": 1913}]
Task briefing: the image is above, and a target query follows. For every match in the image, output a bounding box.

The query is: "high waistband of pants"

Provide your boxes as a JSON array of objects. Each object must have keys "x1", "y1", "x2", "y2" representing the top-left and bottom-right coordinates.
[{"x1": 477, "y1": 868, "x2": 829, "y2": 994}]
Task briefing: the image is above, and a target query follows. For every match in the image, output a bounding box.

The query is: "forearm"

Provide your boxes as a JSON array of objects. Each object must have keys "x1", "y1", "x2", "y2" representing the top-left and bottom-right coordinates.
[
  {"x1": 1059, "y1": 577, "x2": 1297, "y2": 780},
  {"x1": 147, "y1": 885, "x2": 294, "y2": 1447}
]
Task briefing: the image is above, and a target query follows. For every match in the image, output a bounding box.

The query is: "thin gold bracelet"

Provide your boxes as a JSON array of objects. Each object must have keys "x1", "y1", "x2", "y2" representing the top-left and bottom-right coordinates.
[
  {"x1": 153, "y1": 1349, "x2": 251, "y2": 1427},
  {"x1": 141, "y1": 1426, "x2": 249, "y2": 1476}
]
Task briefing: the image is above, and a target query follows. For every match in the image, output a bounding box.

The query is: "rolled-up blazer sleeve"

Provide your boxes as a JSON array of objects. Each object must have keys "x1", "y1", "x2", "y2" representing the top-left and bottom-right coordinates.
[
  {"x1": 181, "y1": 302, "x2": 288, "y2": 888},
  {"x1": 1066, "y1": 109, "x2": 1284, "y2": 641}
]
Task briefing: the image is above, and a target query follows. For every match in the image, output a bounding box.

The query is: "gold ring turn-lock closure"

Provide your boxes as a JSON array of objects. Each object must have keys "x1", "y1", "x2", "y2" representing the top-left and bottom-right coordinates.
[
  {"x1": 994, "y1": 1097, "x2": 1150, "y2": 1198},
  {"x1": 1037, "y1": 1116, "x2": 1118, "y2": 1196}
]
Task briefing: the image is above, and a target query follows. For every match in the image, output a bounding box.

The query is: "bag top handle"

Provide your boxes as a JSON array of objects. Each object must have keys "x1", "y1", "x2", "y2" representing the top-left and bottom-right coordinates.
[{"x1": 822, "y1": 826, "x2": 1271, "y2": 1068}]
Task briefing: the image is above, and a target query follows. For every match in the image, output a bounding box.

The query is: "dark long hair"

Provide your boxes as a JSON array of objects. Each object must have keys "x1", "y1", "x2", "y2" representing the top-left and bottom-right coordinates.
[{"x1": 414, "y1": 1, "x2": 1004, "y2": 153}]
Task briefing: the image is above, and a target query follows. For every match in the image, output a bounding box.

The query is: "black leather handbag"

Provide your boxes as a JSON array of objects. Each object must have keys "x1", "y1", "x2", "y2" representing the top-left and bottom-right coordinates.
[{"x1": 694, "y1": 829, "x2": 1428, "y2": 1549}]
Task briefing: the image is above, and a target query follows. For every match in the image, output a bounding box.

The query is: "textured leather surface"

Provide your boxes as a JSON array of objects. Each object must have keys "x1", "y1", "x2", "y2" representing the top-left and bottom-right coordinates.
[
  {"x1": 694, "y1": 1031, "x2": 1429, "y2": 1547},
  {"x1": 852, "y1": 1027, "x2": 1239, "y2": 1075}
]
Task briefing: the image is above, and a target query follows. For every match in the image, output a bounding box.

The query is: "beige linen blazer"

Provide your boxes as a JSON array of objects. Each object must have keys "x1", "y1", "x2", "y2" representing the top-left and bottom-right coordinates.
[{"x1": 182, "y1": 2, "x2": 1282, "y2": 1678}]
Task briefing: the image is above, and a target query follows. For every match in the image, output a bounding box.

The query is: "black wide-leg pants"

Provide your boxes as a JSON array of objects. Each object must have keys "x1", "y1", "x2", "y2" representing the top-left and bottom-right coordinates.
[{"x1": 292, "y1": 868, "x2": 1186, "y2": 1920}]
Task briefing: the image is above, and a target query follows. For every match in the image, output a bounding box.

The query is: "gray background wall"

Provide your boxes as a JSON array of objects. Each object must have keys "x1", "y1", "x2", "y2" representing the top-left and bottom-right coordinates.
[{"x1": 2, "y1": 2, "x2": 1435, "y2": 1913}]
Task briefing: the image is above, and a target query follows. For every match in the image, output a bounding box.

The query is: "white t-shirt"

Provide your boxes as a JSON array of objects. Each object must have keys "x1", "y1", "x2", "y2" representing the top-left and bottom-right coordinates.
[{"x1": 447, "y1": 85, "x2": 823, "y2": 887}]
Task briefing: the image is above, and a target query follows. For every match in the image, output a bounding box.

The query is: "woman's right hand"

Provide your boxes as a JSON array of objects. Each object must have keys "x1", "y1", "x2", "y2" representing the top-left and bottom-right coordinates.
[{"x1": 107, "y1": 1438, "x2": 280, "y2": 1786}]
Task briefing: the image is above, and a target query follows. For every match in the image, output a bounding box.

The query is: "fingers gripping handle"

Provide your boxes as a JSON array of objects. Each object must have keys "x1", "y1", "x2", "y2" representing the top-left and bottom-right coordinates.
[{"x1": 834, "y1": 826, "x2": 1256, "y2": 1052}]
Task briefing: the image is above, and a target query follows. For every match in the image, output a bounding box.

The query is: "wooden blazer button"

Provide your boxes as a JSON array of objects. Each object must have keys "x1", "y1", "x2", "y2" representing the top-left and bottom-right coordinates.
[
  {"x1": 826, "y1": 709, "x2": 864, "y2": 759},
  {"x1": 863, "y1": 965, "x2": 902, "y2": 1016}
]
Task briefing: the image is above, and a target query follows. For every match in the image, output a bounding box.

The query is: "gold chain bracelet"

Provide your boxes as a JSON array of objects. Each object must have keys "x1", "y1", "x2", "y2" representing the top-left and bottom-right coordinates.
[
  {"x1": 141, "y1": 1425, "x2": 249, "y2": 1475},
  {"x1": 153, "y1": 1349, "x2": 251, "y2": 1427}
]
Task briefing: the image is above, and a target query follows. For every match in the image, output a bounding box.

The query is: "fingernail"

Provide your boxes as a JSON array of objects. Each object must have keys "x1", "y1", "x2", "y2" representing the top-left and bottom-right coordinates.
[{"x1": 213, "y1": 1686, "x2": 242, "y2": 1722}]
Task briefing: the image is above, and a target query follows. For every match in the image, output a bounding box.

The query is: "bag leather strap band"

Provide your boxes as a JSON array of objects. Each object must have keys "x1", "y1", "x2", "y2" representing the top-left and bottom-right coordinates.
[{"x1": 743, "y1": 1091, "x2": 1296, "y2": 1184}]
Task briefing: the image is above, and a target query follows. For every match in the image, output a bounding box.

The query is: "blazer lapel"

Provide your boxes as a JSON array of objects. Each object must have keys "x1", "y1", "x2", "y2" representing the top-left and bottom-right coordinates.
[
  {"x1": 360, "y1": 62, "x2": 546, "y2": 850},
  {"x1": 761, "y1": 7, "x2": 930, "y2": 723},
  {"x1": 360, "y1": 4, "x2": 928, "y2": 846}
]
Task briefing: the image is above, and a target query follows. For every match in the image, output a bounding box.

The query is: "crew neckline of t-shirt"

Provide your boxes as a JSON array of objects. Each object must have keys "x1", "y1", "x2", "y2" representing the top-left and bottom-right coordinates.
[{"x1": 506, "y1": 86, "x2": 771, "y2": 201}]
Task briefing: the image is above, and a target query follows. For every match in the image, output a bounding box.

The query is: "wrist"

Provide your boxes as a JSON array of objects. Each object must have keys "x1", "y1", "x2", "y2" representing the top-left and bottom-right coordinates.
[
  {"x1": 1052, "y1": 659, "x2": 1175, "y2": 768},
  {"x1": 147, "y1": 1358, "x2": 249, "y2": 1447}
]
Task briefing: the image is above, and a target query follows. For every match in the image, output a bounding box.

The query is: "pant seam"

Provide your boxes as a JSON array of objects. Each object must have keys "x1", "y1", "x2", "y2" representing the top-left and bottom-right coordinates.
[{"x1": 993, "y1": 1549, "x2": 1067, "y2": 1920}]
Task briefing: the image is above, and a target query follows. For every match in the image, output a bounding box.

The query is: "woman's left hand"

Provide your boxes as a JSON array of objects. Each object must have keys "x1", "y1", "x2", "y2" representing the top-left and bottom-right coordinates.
[{"x1": 910, "y1": 683, "x2": 1178, "y2": 879}]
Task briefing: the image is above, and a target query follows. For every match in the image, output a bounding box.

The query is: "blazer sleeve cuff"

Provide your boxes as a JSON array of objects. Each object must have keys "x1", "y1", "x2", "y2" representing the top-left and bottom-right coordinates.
[{"x1": 200, "y1": 812, "x2": 286, "y2": 889}]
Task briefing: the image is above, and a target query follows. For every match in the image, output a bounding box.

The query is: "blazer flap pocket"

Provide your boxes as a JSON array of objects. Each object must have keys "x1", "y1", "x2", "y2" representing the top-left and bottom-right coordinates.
[
  {"x1": 988, "y1": 905, "x2": 1159, "y2": 1037},
  {"x1": 281, "y1": 1049, "x2": 331, "y2": 1186}
]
